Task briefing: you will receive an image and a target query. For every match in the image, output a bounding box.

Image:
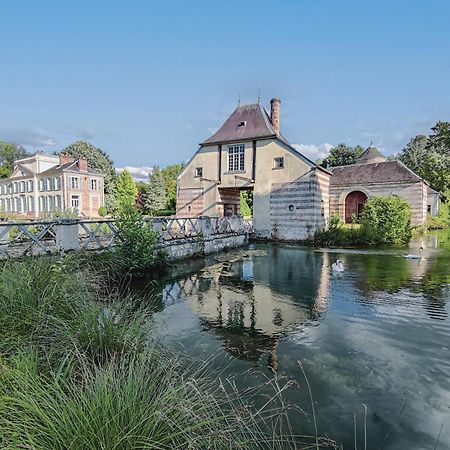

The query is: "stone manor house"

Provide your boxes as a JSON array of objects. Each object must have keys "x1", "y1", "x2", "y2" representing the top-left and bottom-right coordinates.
[
  {"x1": 176, "y1": 98, "x2": 439, "y2": 240},
  {"x1": 0, "y1": 152, "x2": 105, "y2": 218}
]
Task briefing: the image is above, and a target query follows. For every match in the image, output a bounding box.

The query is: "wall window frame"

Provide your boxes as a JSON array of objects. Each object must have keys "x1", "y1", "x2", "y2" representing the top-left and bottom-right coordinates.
[
  {"x1": 274, "y1": 157, "x2": 285, "y2": 169},
  {"x1": 70, "y1": 176, "x2": 80, "y2": 189},
  {"x1": 71, "y1": 194, "x2": 80, "y2": 211},
  {"x1": 227, "y1": 144, "x2": 245, "y2": 172},
  {"x1": 195, "y1": 167, "x2": 203, "y2": 178}
]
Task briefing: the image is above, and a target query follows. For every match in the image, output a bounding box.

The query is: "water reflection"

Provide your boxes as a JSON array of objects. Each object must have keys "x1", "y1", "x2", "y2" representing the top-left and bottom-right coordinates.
[
  {"x1": 146, "y1": 231, "x2": 450, "y2": 449},
  {"x1": 156, "y1": 247, "x2": 331, "y2": 364}
]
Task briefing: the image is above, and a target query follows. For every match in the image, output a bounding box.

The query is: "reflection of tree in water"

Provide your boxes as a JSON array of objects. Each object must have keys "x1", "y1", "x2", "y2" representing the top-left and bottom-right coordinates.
[
  {"x1": 354, "y1": 254, "x2": 411, "y2": 294},
  {"x1": 421, "y1": 254, "x2": 449, "y2": 320}
]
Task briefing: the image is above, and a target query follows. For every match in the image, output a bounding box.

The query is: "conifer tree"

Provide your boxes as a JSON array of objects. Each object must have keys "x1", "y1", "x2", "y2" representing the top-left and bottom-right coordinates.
[{"x1": 115, "y1": 170, "x2": 138, "y2": 212}]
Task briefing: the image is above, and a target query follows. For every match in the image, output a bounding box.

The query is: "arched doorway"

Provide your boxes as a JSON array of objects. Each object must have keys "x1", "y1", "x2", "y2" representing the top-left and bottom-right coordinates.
[{"x1": 345, "y1": 191, "x2": 368, "y2": 223}]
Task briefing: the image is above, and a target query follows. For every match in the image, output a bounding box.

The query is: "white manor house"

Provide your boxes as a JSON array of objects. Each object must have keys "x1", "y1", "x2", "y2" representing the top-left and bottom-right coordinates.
[{"x1": 0, "y1": 152, "x2": 105, "y2": 218}]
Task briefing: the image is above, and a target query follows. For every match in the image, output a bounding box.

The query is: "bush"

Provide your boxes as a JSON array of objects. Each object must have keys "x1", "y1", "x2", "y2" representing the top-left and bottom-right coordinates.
[
  {"x1": 98, "y1": 206, "x2": 107, "y2": 217},
  {"x1": 114, "y1": 205, "x2": 161, "y2": 273},
  {"x1": 360, "y1": 195, "x2": 412, "y2": 244}
]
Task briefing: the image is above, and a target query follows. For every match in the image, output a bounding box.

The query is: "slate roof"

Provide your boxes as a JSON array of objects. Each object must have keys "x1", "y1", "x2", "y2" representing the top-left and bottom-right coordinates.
[
  {"x1": 355, "y1": 145, "x2": 387, "y2": 164},
  {"x1": 330, "y1": 160, "x2": 423, "y2": 186},
  {"x1": 40, "y1": 161, "x2": 101, "y2": 176},
  {"x1": 202, "y1": 103, "x2": 278, "y2": 145}
]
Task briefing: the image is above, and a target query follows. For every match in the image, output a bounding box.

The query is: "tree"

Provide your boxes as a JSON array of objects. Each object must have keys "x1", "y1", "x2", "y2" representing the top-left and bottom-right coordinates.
[
  {"x1": 398, "y1": 123, "x2": 450, "y2": 193},
  {"x1": 0, "y1": 141, "x2": 30, "y2": 178},
  {"x1": 145, "y1": 167, "x2": 167, "y2": 214},
  {"x1": 60, "y1": 141, "x2": 117, "y2": 211},
  {"x1": 115, "y1": 170, "x2": 138, "y2": 212},
  {"x1": 160, "y1": 164, "x2": 183, "y2": 211},
  {"x1": 320, "y1": 144, "x2": 364, "y2": 168}
]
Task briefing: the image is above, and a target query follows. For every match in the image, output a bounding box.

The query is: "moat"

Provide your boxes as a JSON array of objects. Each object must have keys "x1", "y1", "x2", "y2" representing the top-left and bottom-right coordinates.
[{"x1": 144, "y1": 230, "x2": 450, "y2": 449}]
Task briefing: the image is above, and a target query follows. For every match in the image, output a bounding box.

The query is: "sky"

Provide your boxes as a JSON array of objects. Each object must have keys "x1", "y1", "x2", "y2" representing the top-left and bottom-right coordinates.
[{"x1": 1, "y1": 0, "x2": 450, "y2": 178}]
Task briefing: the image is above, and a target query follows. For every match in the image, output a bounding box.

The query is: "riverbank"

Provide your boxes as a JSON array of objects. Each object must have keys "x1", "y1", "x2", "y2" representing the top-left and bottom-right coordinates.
[{"x1": 0, "y1": 253, "x2": 336, "y2": 450}]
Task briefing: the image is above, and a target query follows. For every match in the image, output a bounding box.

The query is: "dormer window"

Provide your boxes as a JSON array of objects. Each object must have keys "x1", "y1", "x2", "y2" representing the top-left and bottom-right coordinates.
[
  {"x1": 195, "y1": 167, "x2": 203, "y2": 178},
  {"x1": 237, "y1": 121, "x2": 247, "y2": 127}
]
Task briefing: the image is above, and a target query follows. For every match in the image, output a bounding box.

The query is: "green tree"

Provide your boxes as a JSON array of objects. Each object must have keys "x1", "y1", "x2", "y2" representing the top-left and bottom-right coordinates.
[
  {"x1": 160, "y1": 164, "x2": 183, "y2": 211},
  {"x1": 60, "y1": 141, "x2": 117, "y2": 211},
  {"x1": 320, "y1": 144, "x2": 364, "y2": 168},
  {"x1": 399, "y1": 123, "x2": 450, "y2": 193},
  {"x1": 0, "y1": 141, "x2": 30, "y2": 178},
  {"x1": 115, "y1": 170, "x2": 138, "y2": 212},
  {"x1": 145, "y1": 167, "x2": 167, "y2": 214}
]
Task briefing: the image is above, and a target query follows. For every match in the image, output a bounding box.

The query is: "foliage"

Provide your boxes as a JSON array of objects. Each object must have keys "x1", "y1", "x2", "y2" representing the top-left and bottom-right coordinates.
[
  {"x1": 0, "y1": 141, "x2": 30, "y2": 178},
  {"x1": 160, "y1": 163, "x2": 184, "y2": 211},
  {"x1": 98, "y1": 206, "x2": 107, "y2": 217},
  {"x1": 114, "y1": 205, "x2": 160, "y2": 273},
  {"x1": 145, "y1": 166, "x2": 167, "y2": 214},
  {"x1": 398, "y1": 122, "x2": 450, "y2": 193},
  {"x1": 320, "y1": 143, "x2": 364, "y2": 168},
  {"x1": 359, "y1": 196, "x2": 412, "y2": 244},
  {"x1": 426, "y1": 193, "x2": 450, "y2": 230},
  {"x1": 240, "y1": 191, "x2": 252, "y2": 218},
  {"x1": 115, "y1": 169, "x2": 137, "y2": 212},
  {"x1": 60, "y1": 140, "x2": 117, "y2": 211}
]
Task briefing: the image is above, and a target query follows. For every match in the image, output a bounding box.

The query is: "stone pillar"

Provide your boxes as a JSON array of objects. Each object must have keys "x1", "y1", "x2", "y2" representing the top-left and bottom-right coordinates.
[
  {"x1": 198, "y1": 216, "x2": 212, "y2": 237},
  {"x1": 55, "y1": 219, "x2": 80, "y2": 251}
]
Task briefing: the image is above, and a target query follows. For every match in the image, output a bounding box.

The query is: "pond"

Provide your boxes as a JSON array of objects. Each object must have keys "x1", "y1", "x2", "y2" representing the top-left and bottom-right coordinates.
[{"x1": 145, "y1": 230, "x2": 450, "y2": 449}]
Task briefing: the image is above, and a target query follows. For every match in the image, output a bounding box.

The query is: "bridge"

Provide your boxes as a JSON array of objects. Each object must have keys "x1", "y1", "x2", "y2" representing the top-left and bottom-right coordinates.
[{"x1": 0, "y1": 216, "x2": 254, "y2": 260}]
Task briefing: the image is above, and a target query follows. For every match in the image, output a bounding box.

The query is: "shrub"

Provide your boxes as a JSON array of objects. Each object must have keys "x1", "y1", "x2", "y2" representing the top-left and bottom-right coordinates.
[
  {"x1": 98, "y1": 206, "x2": 107, "y2": 217},
  {"x1": 360, "y1": 195, "x2": 412, "y2": 244},
  {"x1": 114, "y1": 205, "x2": 161, "y2": 273}
]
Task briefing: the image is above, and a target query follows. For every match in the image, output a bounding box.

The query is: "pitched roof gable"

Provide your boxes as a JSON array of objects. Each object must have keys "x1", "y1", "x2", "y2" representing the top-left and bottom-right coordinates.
[
  {"x1": 202, "y1": 103, "x2": 277, "y2": 145},
  {"x1": 330, "y1": 160, "x2": 423, "y2": 186}
]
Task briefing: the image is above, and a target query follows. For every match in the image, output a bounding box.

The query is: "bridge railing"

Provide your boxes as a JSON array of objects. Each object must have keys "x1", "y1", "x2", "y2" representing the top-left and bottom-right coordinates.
[{"x1": 0, "y1": 216, "x2": 254, "y2": 258}]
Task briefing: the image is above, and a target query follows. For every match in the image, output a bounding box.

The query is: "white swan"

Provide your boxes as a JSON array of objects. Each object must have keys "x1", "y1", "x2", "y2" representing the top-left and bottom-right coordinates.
[
  {"x1": 332, "y1": 260, "x2": 344, "y2": 272},
  {"x1": 403, "y1": 247, "x2": 424, "y2": 259}
]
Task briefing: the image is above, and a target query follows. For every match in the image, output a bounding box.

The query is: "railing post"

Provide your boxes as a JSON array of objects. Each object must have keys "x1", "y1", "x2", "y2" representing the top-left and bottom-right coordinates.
[
  {"x1": 198, "y1": 216, "x2": 212, "y2": 238},
  {"x1": 55, "y1": 219, "x2": 80, "y2": 252},
  {"x1": 151, "y1": 218, "x2": 164, "y2": 241}
]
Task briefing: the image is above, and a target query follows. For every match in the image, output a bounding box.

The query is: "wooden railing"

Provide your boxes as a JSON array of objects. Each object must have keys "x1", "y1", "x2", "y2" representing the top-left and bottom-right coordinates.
[{"x1": 0, "y1": 216, "x2": 254, "y2": 258}]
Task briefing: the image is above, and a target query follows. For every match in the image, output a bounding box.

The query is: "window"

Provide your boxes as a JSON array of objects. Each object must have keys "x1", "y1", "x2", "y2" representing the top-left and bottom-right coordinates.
[
  {"x1": 427, "y1": 205, "x2": 432, "y2": 214},
  {"x1": 71, "y1": 195, "x2": 80, "y2": 210},
  {"x1": 70, "y1": 177, "x2": 79, "y2": 189},
  {"x1": 20, "y1": 181, "x2": 25, "y2": 193},
  {"x1": 13, "y1": 182, "x2": 18, "y2": 193},
  {"x1": 55, "y1": 195, "x2": 62, "y2": 209},
  {"x1": 195, "y1": 167, "x2": 203, "y2": 178},
  {"x1": 90, "y1": 179, "x2": 98, "y2": 190},
  {"x1": 228, "y1": 144, "x2": 245, "y2": 172},
  {"x1": 27, "y1": 180, "x2": 34, "y2": 192},
  {"x1": 274, "y1": 157, "x2": 284, "y2": 169}
]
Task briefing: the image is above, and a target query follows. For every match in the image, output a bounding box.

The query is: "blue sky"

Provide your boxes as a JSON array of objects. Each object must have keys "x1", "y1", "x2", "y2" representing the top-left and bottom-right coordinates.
[{"x1": 1, "y1": 0, "x2": 449, "y2": 176}]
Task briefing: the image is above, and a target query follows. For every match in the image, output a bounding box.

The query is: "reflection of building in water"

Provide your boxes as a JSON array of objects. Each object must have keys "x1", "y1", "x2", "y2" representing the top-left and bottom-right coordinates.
[{"x1": 165, "y1": 246, "x2": 331, "y2": 365}]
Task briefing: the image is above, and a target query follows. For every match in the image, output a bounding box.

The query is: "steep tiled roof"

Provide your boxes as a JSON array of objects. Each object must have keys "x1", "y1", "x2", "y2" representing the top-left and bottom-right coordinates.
[
  {"x1": 202, "y1": 104, "x2": 277, "y2": 145},
  {"x1": 355, "y1": 145, "x2": 387, "y2": 164},
  {"x1": 330, "y1": 160, "x2": 423, "y2": 186}
]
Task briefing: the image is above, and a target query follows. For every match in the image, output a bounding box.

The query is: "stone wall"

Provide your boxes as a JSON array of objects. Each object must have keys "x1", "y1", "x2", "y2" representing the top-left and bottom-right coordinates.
[
  {"x1": 329, "y1": 180, "x2": 428, "y2": 226},
  {"x1": 268, "y1": 169, "x2": 328, "y2": 241}
]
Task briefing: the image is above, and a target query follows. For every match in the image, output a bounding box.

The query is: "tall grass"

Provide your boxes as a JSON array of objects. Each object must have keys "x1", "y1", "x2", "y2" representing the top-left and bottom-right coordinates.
[{"x1": 0, "y1": 254, "x2": 337, "y2": 449}]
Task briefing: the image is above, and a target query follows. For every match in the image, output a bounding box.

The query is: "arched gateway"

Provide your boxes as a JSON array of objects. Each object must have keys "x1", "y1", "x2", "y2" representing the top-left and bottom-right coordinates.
[{"x1": 345, "y1": 190, "x2": 367, "y2": 223}]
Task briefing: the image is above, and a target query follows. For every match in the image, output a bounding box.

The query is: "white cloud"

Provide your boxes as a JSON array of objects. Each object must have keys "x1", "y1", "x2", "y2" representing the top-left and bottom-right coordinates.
[
  {"x1": 292, "y1": 143, "x2": 334, "y2": 162},
  {"x1": 115, "y1": 166, "x2": 153, "y2": 182},
  {"x1": 0, "y1": 126, "x2": 57, "y2": 147}
]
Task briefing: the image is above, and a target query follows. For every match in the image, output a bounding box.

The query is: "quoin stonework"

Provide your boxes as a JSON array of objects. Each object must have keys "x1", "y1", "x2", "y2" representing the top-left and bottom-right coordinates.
[
  {"x1": 176, "y1": 97, "x2": 440, "y2": 240},
  {"x1": 0, "y1": 152, "x2": 105, "y2": 218}
]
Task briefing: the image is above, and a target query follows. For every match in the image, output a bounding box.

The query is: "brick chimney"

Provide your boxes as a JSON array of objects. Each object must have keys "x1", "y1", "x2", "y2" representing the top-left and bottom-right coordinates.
[
  {"x1": 77, "y1": 156, "x2": 88, "y2": 172},
  {"x1": 270, "y1": 98, "x2": 281, "y2": 135},
  {"x1": 59, "y1": 153, "x2": 74, "y2": 165}
]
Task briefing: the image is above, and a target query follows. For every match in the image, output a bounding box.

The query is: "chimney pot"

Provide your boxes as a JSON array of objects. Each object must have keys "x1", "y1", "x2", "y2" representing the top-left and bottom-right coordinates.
[
  {"x1": 59, "y1": 153, "x2": 74, "y2": 166},
  {"x1": 270, "y1": 98, "x2": 281, "y2": 135}
]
